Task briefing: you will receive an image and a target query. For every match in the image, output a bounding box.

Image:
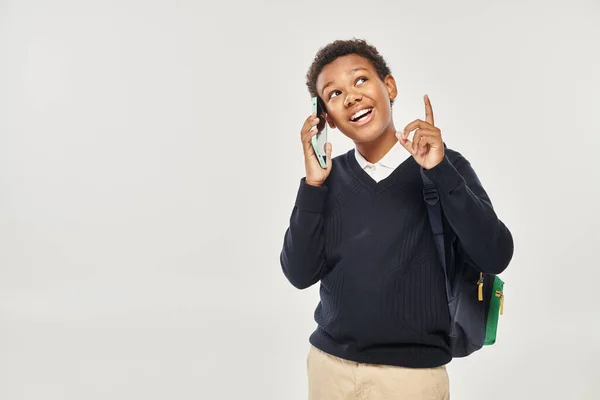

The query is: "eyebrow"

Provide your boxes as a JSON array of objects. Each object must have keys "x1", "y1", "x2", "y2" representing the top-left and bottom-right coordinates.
[{"x1": 321, "y1": 67, "x2": 369, "y2": 96}]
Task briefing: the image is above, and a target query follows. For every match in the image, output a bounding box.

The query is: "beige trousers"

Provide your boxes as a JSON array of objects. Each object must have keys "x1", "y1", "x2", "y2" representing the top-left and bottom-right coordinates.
[{"x1": 307, "y1": 345, "x2": 450, "y2": 400}]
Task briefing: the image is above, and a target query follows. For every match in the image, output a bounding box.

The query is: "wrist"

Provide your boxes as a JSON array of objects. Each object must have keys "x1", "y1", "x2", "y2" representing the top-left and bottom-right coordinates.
[{"x1": 305, "y1": 180, "x2": 323, "y2": 187}]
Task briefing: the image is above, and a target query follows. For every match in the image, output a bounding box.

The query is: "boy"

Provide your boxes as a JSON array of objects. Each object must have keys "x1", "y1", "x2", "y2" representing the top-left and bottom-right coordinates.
[{"x1": 280, "y1": 39, "x2": 514, "y2": 400}]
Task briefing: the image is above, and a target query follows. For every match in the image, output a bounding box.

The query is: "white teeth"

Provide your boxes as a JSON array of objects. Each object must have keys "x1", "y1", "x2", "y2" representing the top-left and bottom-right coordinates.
[{"x1": 351, "y1": 108, "x2": 372, "y2": 121}]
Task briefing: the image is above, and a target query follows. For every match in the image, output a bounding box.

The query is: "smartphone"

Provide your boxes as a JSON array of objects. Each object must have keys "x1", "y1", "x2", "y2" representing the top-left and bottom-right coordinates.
[{"x1": 311, "y1": 96, "x2": 328, "y2": 168}]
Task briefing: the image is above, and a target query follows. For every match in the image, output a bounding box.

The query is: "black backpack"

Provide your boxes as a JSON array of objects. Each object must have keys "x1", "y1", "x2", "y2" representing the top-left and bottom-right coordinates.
[{"x1": 421, "y1": 169, "x2": 505, "y2": 357}]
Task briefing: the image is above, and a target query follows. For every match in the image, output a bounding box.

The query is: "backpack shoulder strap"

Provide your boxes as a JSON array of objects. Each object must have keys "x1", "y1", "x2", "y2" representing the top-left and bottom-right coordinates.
[{"x1": 420, "y1": 167, "x2": 451, "y2": 301}]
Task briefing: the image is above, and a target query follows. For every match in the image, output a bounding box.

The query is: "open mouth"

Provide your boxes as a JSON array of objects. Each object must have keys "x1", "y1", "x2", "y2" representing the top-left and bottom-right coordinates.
[{"x1": 350, "y1": 108, "x2": 374, "y2": 126}]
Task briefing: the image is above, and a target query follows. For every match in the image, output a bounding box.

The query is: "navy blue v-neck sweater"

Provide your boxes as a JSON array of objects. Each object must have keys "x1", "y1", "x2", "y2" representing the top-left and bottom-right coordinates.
[{"x1": 280, "y1": 147, "x2": 513, "y2": 368}]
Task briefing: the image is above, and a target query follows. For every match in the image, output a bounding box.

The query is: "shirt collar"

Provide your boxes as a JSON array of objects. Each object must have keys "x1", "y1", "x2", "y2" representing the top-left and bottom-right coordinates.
[{"x1": 354, "y1": 141, "x2": 407, "y2": 170}]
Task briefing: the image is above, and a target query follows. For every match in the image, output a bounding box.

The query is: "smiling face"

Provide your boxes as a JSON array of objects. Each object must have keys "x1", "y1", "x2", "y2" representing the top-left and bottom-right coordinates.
[{"x1": 316, "y1": 54, "x2": 398, "y2": 144}]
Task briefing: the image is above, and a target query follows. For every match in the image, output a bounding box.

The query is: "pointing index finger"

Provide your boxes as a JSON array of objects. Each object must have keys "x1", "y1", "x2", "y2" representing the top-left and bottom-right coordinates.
[{"x1": 424, "y1": 94, "x2": 434, "y2": 126}]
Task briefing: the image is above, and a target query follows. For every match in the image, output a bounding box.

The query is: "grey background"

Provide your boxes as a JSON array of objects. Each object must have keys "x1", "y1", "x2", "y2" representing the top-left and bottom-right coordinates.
[{"x1": 1, "y1": 0, "x2": 599, "y2": 399}]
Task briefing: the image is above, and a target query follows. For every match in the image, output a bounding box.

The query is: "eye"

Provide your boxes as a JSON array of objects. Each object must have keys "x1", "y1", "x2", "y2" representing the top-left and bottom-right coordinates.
[
  {"x1": 356, "y1": 77, "x2": 368, "y2": 85},
  {"x1": 329, "y1": 90, "x2": 341, "y2": 100}
]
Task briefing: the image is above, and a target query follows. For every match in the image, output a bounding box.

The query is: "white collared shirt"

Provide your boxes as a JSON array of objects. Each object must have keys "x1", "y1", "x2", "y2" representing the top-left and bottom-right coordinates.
[{"x1": 354, "y1": 141, "x2": 411, "y2": 183}]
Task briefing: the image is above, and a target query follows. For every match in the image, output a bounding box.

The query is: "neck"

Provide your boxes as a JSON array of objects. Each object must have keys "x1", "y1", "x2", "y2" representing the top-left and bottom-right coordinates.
[{"x1": 355, "y1": 124, "x2": 398, "y2": 164}]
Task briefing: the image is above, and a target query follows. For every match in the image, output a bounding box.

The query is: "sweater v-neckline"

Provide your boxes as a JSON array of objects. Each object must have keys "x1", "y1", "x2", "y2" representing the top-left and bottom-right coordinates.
[{"x1": 347, "y1": 149, "x2": 416, "y2": 194}]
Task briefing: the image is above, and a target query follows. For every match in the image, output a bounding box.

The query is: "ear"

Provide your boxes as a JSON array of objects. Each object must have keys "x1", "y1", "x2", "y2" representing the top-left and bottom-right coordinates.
[
  {"x1": 325, "y1": 113, "x2": 337, "y2": 129},
  {"x1": 384, "y1": 74, "x2": 398, "y2": 103}
]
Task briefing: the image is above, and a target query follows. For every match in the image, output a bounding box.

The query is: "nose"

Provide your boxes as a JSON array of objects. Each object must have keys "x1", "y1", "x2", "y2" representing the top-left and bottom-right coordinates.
[{"x1": 345, "y1": 90, "x2": 362, "y2": 108}]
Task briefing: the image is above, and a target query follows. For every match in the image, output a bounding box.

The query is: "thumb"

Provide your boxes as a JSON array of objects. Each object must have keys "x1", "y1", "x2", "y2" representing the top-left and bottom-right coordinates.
[
  {"x1": 396, "y1": 132, "x2": 414, "y2": 154},
  {"x1": 326, "y1": 142, "x2": 333, "y2": 169}
]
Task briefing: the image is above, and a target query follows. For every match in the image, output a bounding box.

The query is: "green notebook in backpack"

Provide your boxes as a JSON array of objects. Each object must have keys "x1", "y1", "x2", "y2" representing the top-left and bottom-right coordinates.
[{"x1": 421, "y1": 168, "x2": 505, "y2": 357}]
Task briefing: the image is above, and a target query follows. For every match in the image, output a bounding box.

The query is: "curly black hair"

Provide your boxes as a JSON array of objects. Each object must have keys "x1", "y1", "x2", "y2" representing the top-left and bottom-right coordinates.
[{"x1": 306, "y1": 38, "x2": 393, "y2": 105}]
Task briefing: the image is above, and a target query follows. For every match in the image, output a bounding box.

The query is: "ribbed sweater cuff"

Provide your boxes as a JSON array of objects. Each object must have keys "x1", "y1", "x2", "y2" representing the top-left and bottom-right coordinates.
[
  {"x1": 295, "y1": 178, "x2": 328, "y2": 212},
  {"x1": 423, "y1": 156, "x2": 465, "y2": 195}
]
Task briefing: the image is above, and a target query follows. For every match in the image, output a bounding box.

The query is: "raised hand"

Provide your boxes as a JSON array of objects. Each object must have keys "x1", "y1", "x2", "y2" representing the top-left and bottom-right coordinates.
[
  {"x1": 396, "y1": 95, "x2": 445, "y2": 170},
  {"x1": 301, "y1": 113, "x2": 333, "y2": 187}
]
